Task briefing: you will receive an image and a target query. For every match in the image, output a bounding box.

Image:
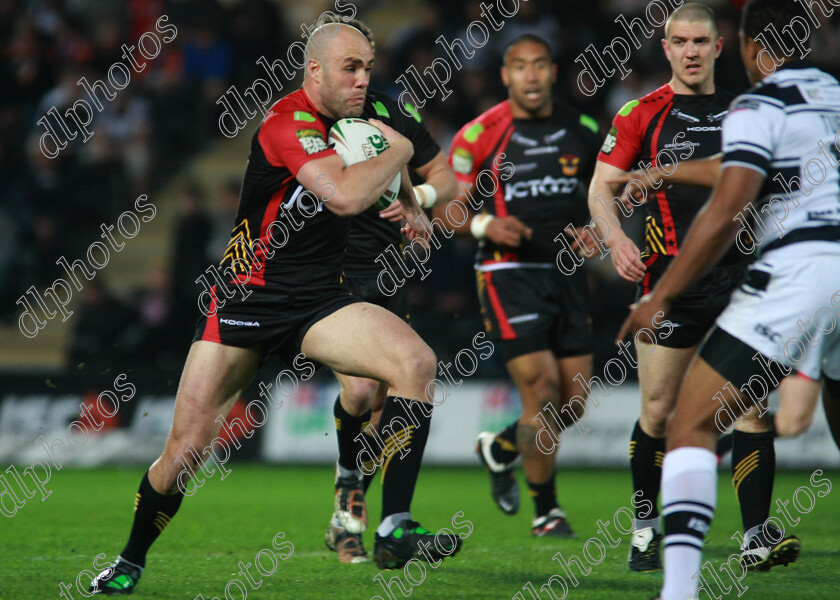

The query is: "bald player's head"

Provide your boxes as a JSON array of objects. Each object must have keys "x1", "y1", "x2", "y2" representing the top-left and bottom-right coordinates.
[
  {"x1": 302, "y1": 17, "x2": 375, "y2": 119},
  {"x1": 665, "y1": 2, "x2": 718, "y2": 38},
  {"x1": 304, "y1": 17, "x2": 375, "y2": 66}
]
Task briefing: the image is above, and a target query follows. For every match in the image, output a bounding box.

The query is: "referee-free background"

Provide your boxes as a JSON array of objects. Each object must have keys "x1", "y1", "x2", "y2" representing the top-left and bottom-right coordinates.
[{"x1": 1, "y1": 1, "x2": 839, "y2": 598}]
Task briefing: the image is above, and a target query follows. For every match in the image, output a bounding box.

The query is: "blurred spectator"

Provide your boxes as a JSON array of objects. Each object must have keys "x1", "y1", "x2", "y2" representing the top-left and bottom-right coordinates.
[
  {"x1": 171, "y1": 182, "x2": 213, "y2": 308},
  {"x1": 208, "y1": 178, "x2": 241, "y2": 261},
  {"x1": 94, "y1": 91, "x2": 151, "y2": 195},
  {"x1": 67, "y1": 278, "x2": 137, "y2": 374},
  {"x1": 132, "y1": 266, "x2": 191, "y2": 366},
  {"x1": 0, "y1": 0, "x2": 833, "y2": 376},
  {"x1": 182, "y1": 21, "x2": 232, "y2": 104},
  {"x1": 225, "y1": 0, "x2": 286, "y2": 88}
]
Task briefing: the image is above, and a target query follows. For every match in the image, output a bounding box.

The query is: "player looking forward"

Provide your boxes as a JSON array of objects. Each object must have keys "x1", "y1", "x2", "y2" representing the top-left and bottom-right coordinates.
[
  {"x1": 443, "y1": 34, "x2": 601, "y2": 536},
  {"x1": 588, "y1": 3, "x2": 775, "y2": 571},
  {"x1": 619, "y1": 0, "x2": 840, "y2": 596},
  {"x1": 88, "y1": 20, "x2": 459, "y2": 595},
  {"x1": 323, "y1": 17, "x2": 459, "y2": 567}
]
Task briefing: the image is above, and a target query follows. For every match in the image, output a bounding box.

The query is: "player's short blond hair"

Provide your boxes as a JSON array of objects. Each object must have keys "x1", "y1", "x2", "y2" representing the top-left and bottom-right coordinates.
[{"x1": 664, "y1": 3, "x2": 719, "y2": 38}]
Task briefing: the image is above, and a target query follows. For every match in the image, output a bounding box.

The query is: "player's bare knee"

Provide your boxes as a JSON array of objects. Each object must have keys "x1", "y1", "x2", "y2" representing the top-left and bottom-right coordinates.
[
  {"x1": 776, "y1": 412, "x2": 812, "y2": 437},
  {"x1": 400, "y1": 343, "x2": 437, "y2": 389},
  {"x1": 641, "y1": 398, "x2": 672, "y2": 437},
  {"x1": 523, "y1": 373, "x2": 560, "y2": 407},
  {"x1": 341, "y1": 380, "x2": 378, "y2": 414}
]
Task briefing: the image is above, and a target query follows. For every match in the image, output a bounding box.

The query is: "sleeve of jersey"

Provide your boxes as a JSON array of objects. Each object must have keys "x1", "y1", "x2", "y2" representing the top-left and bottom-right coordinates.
[
  {"x1": 257, "y1": 109, "x2": 336, "y2": 176},
  {"x1": 388, "y1": 101, "x2": 440, "y2": 168},
  {"x1": 721, "y1": 95, "x2": 784, "y2": 175},
  {"x1": 596, "y1": 107, "x2": 641, "y2": 171},
  {"x1": 448, "y1": 124, "x2": 482, "y2": 187},
  {"x1": 407, "y1": 120, "x2": 441, "y2": 168}
]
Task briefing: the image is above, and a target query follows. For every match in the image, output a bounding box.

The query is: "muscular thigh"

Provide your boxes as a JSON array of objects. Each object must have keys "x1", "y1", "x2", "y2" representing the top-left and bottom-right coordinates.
[
  {"x1": 638, "y1": 341, "x2": 697, "y2": 406},
  {"x1": 301, "y1": 302, "x2": 428, "y2": 381},
  {"x1": 557, "y1": 354, "x2": 592, "y2": 414}
]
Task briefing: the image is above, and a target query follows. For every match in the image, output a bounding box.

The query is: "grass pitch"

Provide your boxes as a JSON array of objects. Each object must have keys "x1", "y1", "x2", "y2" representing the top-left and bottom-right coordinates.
[{"x1": 2, "y1": 466, "x2": 839, "y2": 599}]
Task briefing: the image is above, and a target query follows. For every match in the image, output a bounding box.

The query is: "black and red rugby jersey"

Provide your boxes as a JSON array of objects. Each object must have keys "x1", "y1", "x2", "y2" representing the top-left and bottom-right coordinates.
[
  {"x1": 449, "y1": 100, "x2": 601, "y2": 266},
  {"x1": 343, "y1": 90, "x2": 440, "y2": 277},
  {"x1": 221, "y1": 88, "x2": 349, "y2": 290},
  {"x1": 597, "y1": 83, "x2": 737, "y2": 262}
]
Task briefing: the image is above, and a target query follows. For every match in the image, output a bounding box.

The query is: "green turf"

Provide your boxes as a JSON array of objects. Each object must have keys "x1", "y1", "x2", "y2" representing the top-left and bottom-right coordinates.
[{"x1": 1, "y1": 466, "x2": 839, "y2": 599}]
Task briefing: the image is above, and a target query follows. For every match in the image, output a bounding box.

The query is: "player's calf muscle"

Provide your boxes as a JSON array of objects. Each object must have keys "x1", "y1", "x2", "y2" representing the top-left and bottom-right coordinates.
[{"x1": 516, "y1": 423, "x2": 545, "y2": 459}]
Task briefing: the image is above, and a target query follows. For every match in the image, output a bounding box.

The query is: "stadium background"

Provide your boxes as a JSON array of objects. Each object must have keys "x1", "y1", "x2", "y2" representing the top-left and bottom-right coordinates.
[
  {"x1": 3, "y1": 2, "x2": 840, "y2": 599},
  {"x1": 2, "y1": 0, "x2": 840, "y2": 469}
]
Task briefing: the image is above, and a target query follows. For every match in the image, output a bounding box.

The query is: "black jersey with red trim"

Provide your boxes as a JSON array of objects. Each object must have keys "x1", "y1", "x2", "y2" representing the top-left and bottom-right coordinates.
[
  {"x1": 220, "y1": 88, "x2": 345, "y2": 289},
  {"x1": 449, "y1": 100, "x2": 601, "y2": 266},
  {"x1": 343, "y1": 91, "x2": 440, "y2": 277},
  {"x1": 597, "y1": 83, "x2": 741, "y2": 263}
]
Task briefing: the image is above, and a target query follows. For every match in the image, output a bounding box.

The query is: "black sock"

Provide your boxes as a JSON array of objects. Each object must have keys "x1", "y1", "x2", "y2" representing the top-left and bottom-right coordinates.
[
  {"x1": 120, "y1": 472, "x2": 184, "y2": 567},
  {"x1": 333, "y1": 395, "x2": 371, "y2": 473},
  {"x1": 527, "y1": 474, "x2": 558, "y2": 518},
  {"x1": 629, "y1": 420, "x2": 665, "y2": 523},
  {"x1": 718, "y1": 412, "x2": 779, "y2": 459},
  {"x1": 378, "y1": 396, "x2": 432, "y2": 519},
  {"x1": 731, "y1": 429, "x2": 775, "y2": 532},
  {"x1": 490, "y1": 421, "x2": 519, "y2": 465}
]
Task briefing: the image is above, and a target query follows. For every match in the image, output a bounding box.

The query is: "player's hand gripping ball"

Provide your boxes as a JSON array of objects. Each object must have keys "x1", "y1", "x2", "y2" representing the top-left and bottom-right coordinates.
[{"x1": 328, "y1": 118, "x2": 401, "y2": 212}]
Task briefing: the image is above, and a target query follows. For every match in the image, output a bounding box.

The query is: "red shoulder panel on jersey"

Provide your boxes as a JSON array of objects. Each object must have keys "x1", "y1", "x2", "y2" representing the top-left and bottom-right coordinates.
[
  {"x1": 449, "y1": 101, "x2": 514, "y2": 196},
  {"x1": 597, "y1": 84, "x2": 673, "y2": 171}
]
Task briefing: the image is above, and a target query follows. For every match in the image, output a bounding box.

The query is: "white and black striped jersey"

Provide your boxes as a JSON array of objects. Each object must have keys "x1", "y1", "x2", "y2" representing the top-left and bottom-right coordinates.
[{"x1": 722, "y1": 61, "x2": 840, "y2": 253}]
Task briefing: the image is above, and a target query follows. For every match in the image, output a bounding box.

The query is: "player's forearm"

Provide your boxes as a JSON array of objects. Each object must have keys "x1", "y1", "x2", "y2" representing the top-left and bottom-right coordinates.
[
  {"x1": 397, "y1": 165, "x2": 420, "y2": 210},
  {"x1": 332, "y1": 146, "x2": 413, "y2": 215},
  {"x1": 588, "y1": 177, "x2": 628, "y2": 246},
  {"x1": 414, "y1": 153, "x2": 458, "y2": 209},
  {"x1": 660, "y1": 155, "x2": 722, "y2": 188},
  {"x1": 415, "y1": 171, "x2": 457, "y2": 209},
  {"x1": 653, "y1": 166, "x2": 764, "y2": 302}
]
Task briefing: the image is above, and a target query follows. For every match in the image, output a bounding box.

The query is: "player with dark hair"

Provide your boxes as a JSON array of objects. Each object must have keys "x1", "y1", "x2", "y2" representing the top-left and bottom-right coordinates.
[
  {"x1": 588, "y1": 2, "x2": 775, "y2": 572},
  {"x1": 442, "y1": 33, "x2": 601, "y2": 536},
  {"x1": 617, "y1": 0, "x2": 840, "y2": 597},
  {"x1": 87, "y1": 21, "x2": 461, "y2": 594},
  {"x1": 320, "y1": 17, "x2": 458, "y2": 565}
]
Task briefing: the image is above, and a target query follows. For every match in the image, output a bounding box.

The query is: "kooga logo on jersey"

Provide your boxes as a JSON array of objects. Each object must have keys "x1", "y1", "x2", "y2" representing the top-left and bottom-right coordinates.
[{"x1": 505, "y1": 175, "x2": 578, "y2": 201}]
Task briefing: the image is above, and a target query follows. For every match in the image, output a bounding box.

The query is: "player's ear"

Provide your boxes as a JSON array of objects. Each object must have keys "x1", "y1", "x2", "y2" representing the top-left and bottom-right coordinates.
[
  {"x1": 307, "y1": 58, "x2": 321, "y2": 84},
  {"x1": 550, "y1": 63, "x2": 557, "y2": 84},
  {"x1": 661, "y1": 37, "x2": 670, "y2": 61},
  {"x1": 715, "y1": 35, "x2": 724, "y2": 59},
  {"x1": 500, "y1": 66, "x2": 509, "y2": 87}
]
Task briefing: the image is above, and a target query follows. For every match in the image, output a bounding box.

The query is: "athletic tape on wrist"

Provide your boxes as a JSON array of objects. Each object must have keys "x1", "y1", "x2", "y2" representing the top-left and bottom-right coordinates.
[
  {"x1": 470, "y1": 214, "x2": 495, "y2": 239},
  {"x1": 413, "y1": 183, "x2": 438, "y2": 208}
]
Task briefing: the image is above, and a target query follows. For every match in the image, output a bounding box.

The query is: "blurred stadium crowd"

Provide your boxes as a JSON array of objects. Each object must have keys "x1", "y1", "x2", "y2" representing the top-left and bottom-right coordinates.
[{"x1": 2, "y1": 0, "x2": 839, "y2": 378}]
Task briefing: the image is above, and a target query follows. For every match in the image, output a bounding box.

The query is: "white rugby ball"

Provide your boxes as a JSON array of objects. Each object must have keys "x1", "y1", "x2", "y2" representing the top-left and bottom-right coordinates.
[{"x1": 328, "y1": 118, "x2": 401, "y2": 212}]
